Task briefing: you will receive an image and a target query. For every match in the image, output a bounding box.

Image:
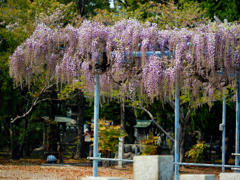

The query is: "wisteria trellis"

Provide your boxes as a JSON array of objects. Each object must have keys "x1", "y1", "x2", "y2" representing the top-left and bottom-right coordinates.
[{"x1": 9, "y1": 20, "x2": 240, "y2": 103}]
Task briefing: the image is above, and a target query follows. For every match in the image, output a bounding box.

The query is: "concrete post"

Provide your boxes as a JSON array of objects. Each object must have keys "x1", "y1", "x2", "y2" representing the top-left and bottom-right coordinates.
[
  {"x1": 134, "y1": 155, "x2": 173, "y2": 180},
  {"x1": 115, "y1": 137, "x2": 124, "y2": 168}
]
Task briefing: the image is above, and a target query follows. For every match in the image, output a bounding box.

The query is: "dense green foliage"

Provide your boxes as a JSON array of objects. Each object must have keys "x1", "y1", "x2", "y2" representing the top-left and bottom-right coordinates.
[
  {"x1": 203, "y1": 0, "x2": 240, "y2": 22},
  {"x1": 186, "y1": 0, "x2": 240, "y2": 22},
  {"x1": 94, "y1": 0, "x2": 207, "y2": 28},
  {"x1": 185, "y1": 141, "x2": 207, "y2": 162},
  {"x1": 91, "y1": 118, "x2": 127, "y2": 153}
]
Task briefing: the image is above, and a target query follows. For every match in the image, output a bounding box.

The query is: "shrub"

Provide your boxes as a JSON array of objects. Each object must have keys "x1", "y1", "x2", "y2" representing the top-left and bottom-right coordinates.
[
  {"x1": 91, "y1": 117, "x2": 128, "y2": 154},
  {"x1": 185, "y1": 141, "x2": 207, "y2": 162},
  {"x1": 140, "y1": 132, "x2": 159, "y2": 155}
]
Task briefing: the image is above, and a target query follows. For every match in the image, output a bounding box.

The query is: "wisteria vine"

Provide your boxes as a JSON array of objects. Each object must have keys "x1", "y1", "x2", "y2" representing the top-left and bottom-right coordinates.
[{"x1": 9, "y1": 20, "x2": 240, "y2": 104}]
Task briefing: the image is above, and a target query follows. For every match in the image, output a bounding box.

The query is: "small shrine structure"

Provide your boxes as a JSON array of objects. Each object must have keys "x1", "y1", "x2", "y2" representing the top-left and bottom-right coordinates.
[{"x1": 133, "y1": 120, "x2": 154, "y2": 142}]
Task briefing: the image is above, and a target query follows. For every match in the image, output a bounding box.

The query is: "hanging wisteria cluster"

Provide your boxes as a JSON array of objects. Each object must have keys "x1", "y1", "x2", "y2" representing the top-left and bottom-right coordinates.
[{"x1": 9, "y1": 19, "x2": 240, "y2": 104}]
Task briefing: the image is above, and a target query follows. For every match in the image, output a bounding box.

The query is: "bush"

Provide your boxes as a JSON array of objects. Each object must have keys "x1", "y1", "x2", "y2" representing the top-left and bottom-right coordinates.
[
  {"x1": 91, "y1": 117, "x2": 127, "y2": 167},
  {"x1": 140, "y1": 132, "x2": 159, "y2": 155},
  {"x1": 185, "y1": 141, "x2": 207, "y2": 162},
  {"x1": 91, "y1": 117, "x2": 127, "y2": 153}
]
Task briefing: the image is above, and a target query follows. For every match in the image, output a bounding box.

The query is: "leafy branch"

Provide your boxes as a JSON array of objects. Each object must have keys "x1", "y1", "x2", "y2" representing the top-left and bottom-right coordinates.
[
  {"x1": 11, "y1": 81, "x2": 56, "y2": 124},
  {"x1": 129, "y1": 104, "x2": 175, "y2": 142}
]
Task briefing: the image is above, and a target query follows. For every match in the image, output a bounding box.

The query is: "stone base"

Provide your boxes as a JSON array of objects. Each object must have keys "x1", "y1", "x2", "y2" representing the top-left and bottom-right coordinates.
[
  {"x1": 219, "y1": 173, "x2": 240, "y2": 180},
  {"x1": 180, "y1": 174, "x2": 215, "y2": 180},
  {"x1": 134, "y1": 155, "x2": 173, "y2": 180},
  {"x1": 81, "y1": 177, "x2": 123, "y2": 180}
]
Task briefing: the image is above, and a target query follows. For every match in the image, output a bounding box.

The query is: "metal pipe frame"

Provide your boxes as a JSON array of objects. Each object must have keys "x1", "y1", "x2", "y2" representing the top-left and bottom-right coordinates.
[
  {"x1": 90, "y1": 52, "x2": 239, "y2": 178},
  {"x1": 236, "y1": 77, "x2": 240, "y2": 173},
  {"x1": 174, "y1": 162, "x2": 240, "y2": 168},
  {"x1": 88, "y1": 157, "x2": 133, "y2": 162},
  {"x1": 231, "y1": 168, "x2": 240, "y2": 170},
  {"x1": 232, "y1": 153, "x2": 240, "y2": 156},
  {"x1": 222, "y1": 88, "x2": 226, "y2": 173},
  {"x1": 93, "y1": 72, "x2": 100, "y2": 177},
  {"x1": 175, "y1": 83, "x2": 180, "y2": 180}
]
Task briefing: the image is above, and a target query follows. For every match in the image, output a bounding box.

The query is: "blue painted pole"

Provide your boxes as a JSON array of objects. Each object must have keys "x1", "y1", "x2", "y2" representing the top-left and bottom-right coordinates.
[
  {"x1": 236, "y1": 77, "x2": 240, "y2": 173},
  {"x1": 222, "y1": 88, "x2": 226, "y2": 173},
  {"x1": 93, "y1": 72, "x2": 100, "y2": 177},
  {"x1": 175, "y1": 83, "x2": 180, "y2": 180}
]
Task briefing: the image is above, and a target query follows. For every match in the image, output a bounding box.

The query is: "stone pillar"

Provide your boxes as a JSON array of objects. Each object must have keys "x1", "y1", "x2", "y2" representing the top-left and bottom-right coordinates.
[
  {"x1": 134, "y1": 155, "x2": 173, "y2": 180},
  {"x1": 89, "y1": 146, "x2": 93, "y2": 158},
  {"x1": 115, "y1": 137, "x2": 124, "y2": 168}
]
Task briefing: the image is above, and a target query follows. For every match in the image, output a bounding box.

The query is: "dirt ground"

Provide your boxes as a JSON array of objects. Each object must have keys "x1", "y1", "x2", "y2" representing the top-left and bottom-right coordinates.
[
  {"x1": 0, "y1": 165, "x2": 135, "y2": 180},
  {"x1": 0, "y1": 157, "x2": 134, "y2": 180},
  {"x1": 0, "y1": 156, "x2": 236, "y2": 180}
]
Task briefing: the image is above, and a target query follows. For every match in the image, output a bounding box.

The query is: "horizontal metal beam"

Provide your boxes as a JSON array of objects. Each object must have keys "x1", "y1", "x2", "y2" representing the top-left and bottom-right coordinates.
[
  {"x1": 232, "y1": 153, "x2": 240, "y2": 156},
  {"x1": 59, "y1": 47, "x2": 173, "y2": 58},
  {"x1": 88, "y1": 157, "x2": 133, "y2": 162},
  {"x1": 216, "y1": 71, "x2": 235, "y2": 77},
  {"x1": 174, "y1": 162, "x2": 240, "y2": 168},
  {"x1": 121, "y1": 51, "x2": 173, "y2": 58},
  {"x1": 231, "y1": 168, "x2": 240, "y2": 170}
]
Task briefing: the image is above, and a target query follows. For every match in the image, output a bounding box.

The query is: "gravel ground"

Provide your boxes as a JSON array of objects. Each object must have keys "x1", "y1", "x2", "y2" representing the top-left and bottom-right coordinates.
[
  {"x1": 0, "y1": 156, "x2": 235, "y2": 180},
  {"x1": 0, "y1": 164, "x2": 134, "y2": 180}
]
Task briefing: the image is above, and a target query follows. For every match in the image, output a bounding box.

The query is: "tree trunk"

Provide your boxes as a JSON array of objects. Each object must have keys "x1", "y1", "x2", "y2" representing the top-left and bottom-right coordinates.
[
  {"x1": 225, "y1": 129, "x2": 234, "y2": 164},
  {"x1": 102, "y1": 151, "x2": 111, "y2": 167},
  {"x1": 48, "y1": 91, "x2": 57, "y2": 152},
  {"x1": 74, "y1": 89, "x2": 86, "y2": 159},
  {"x1": 10, "y1": 123, "x2": 20, "y2": 160},
  {"x1": 0, "y1": 121, "x2": 2, "y2": 150},
  {"x1": 43, "y1": 122, "x2": 47, "y2": 152},
  {"x1": 3, "y1": 118, "x2": 21, "y2": 160},
  {"x1": 18, "y1": 117, "x2": 28, "y2": 158},
  {"x1": 163, "y1": 108, "x2": 167, "y2": 141},
  {"x1": 120, "y1": 102, "x2": 126, "y2": 132},
  {"x1": 178, "y1": 104, "x2": 193, "y2": 163},
  {"x1": 209, "y1": 135, "x2": 213, "y2": 161},
  {"x1": 77, "y1": 0, "x2": 86, "y2": 16},
  {"x1": 179, "y1": 121, "x2": 187, "y2": 163}
]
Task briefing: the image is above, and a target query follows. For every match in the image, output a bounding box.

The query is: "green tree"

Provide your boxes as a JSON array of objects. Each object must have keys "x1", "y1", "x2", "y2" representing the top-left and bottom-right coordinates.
[
  {"x1": 0, "y1": 0, "x2": 30, "y2": 158},
  {"x1": 56, "y1": 0, "x2": 111, "y2": 17},
  {"x1": 94, "y1": 0, "x2": 207, "y2": 29},
  {"x1": 191, "y1": 100, "x2": 236, "y2": 163},
  {"x1": 189, "y1": 0, "x2": 240, "y2": 22},
  {"x1": 0, "y1": 0, "x2": 81, "y2": 159},
  {"x1": 91, "y1": 117, "x2": 127, "y2": 167}
]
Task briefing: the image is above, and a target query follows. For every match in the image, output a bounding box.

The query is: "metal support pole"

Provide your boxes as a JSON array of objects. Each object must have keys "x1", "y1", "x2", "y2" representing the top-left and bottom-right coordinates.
[
  {"x1": 236, "y1": 78, "x2": 240, "y2": 173},
  {"x1": 175, "y1": 83, "x2": 180, "y2": 180},
  {"x1": 93, "y1": 73, "x2": 100, "y2": 177},
  {"x1": 222, "y1": 88, "x2": 226, "y2": 173}
]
